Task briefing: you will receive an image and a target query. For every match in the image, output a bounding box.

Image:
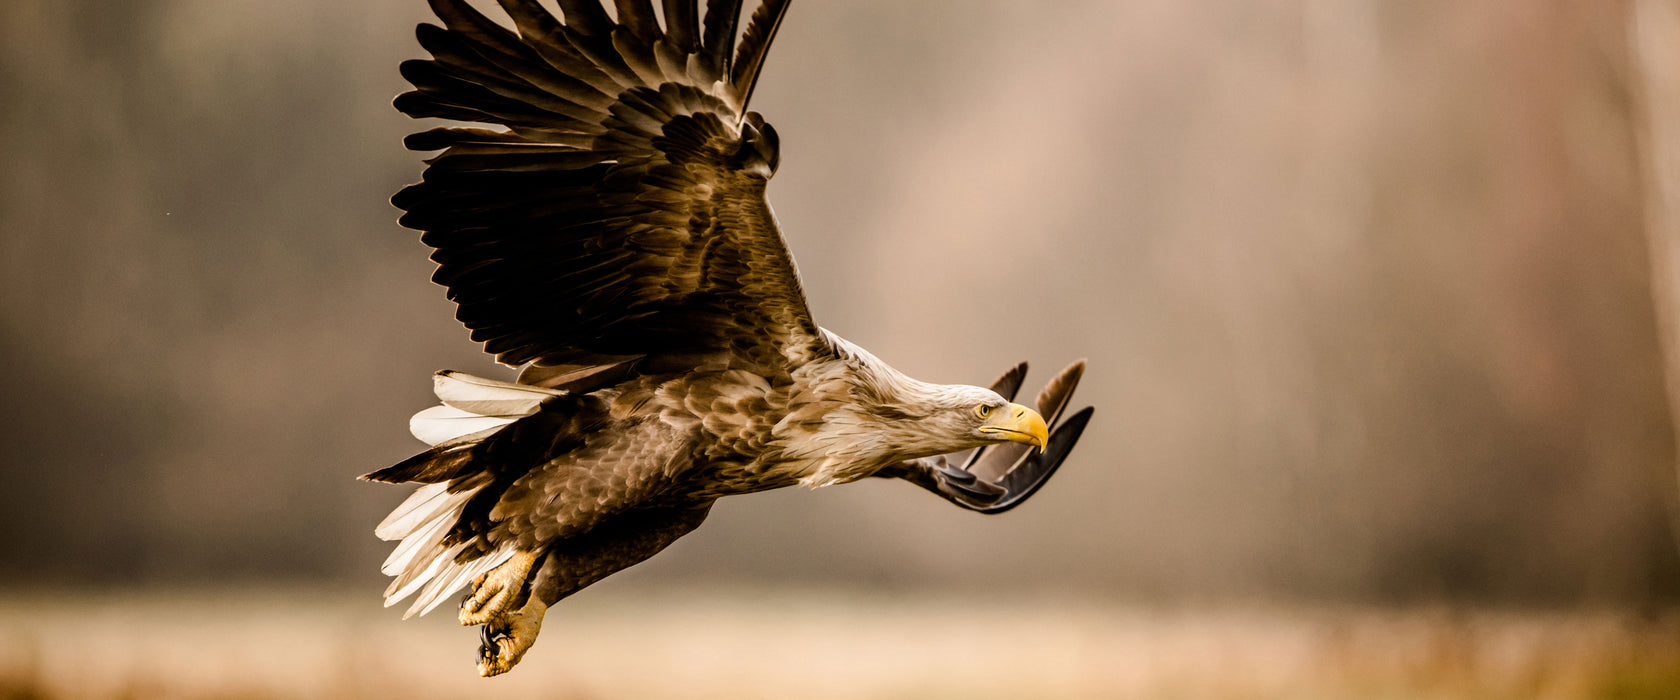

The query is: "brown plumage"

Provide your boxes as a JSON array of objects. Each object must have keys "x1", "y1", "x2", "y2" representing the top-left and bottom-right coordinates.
[{"x1": 366, "y1": 0, "x2": 1094, "y2": 676}]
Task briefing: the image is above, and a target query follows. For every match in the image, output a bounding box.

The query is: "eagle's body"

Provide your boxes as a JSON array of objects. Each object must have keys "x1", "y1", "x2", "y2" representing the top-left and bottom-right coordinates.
[{"x1": 368, "y1": 0, "x2": 1093, "y2": 676}]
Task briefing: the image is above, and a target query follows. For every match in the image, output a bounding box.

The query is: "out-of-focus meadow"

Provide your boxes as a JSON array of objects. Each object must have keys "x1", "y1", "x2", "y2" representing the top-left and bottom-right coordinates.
[
  {"x1": 5, "y1": 0, "x2": 1680, "y2": 697},
  {"x1": 7, "y1": 589, "x2": 1680, "y2": 700}
]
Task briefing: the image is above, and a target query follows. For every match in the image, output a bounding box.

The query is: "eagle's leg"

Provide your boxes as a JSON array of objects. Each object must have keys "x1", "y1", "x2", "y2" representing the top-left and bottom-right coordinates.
[
  {"x1": 477, "y1": 594, "x2": 547, "y2": 677},
  {"x1": 464, "y1": 505, "x2": 715, "y2": 676},
  {"x1": 459, "y1": 549, "x2": 540, "y2": 626}
]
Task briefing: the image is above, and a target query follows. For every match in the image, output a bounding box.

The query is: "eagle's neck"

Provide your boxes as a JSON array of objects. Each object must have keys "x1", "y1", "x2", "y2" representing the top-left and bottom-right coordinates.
[{"x1": 774, "y1": 330, "x2": 965, "y2": 487}]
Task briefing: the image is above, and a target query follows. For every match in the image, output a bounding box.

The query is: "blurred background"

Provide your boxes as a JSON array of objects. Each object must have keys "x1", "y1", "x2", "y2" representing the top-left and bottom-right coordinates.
[{"x1": 5, "y1": 0, "x2": 1680, "y2": 697}]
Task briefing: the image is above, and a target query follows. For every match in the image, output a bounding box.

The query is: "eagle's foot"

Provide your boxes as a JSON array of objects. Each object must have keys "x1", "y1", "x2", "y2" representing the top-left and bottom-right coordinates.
[
  {"x1": 460, "y1": 550, "x2": 539, "y2": 626},
  {"x1": 477, "y1": 596, "x2": 547, "y2": 677}
]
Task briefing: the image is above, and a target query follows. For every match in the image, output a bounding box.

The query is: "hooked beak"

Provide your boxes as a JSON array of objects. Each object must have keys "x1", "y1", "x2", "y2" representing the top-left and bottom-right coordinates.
[{"x1": 977, "y1": 402, "x2": 1049, "y2": 449}]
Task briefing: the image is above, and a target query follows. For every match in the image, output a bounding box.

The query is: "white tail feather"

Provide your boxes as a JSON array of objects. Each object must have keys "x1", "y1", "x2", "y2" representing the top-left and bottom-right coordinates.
[
  {"x1": 381, "y1": 507, "x2": 457, "y2": 575},
  {"x1": 376, "y1": 479, "x2": 514, "y2": 619},
  {"x1": 375, "y1": 482, "x2": 451, "y2": 540},
  {"x1": 407, "y1": 372, "x2": 560, "y2": 446},
  {"x1": 406, "y1": 545, "x2": 516, "y2": 619},
  {"x1": 409, "y1": 406, "x2": 521, "y2": 447},
  {"x1": 432, "y1": 370, "x2": 561, "y2": 416},
  {"x1": 385, "y1": 542, "x2": 463, "y2": 604},
  {"x1": 376, "y1": 371, "x2": 552, "y2": 619}
]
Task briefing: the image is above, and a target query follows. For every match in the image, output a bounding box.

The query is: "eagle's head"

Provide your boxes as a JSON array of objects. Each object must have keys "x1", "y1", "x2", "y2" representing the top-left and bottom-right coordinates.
[
  {"x1": 791, "y1": 332, "x2": 1052, "y2": 486},
  {"x1": 865, "y1": 380, "x2": 1050, "y2": 459}
]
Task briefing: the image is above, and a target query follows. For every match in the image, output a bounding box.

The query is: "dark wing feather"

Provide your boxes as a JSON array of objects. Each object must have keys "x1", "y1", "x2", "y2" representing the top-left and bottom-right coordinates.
[
  {"x1": 661, "y1": 0, "x2": 699, "y2": 52},
  {"x1": 555, "y1": 0, "x2": 615, "y2": 38},
  {"x1": 732, "y1": 0, "x2": 789, "y2": 109},
  {"x1": 699, "y1": 0, "x2": 742, "y2": 82},
  {"x1": 396, "y1": 0, "x2": 814, "y2": 377},
  {"x1": 614, "y1": 0, "x2": 663, "y2": 44}
]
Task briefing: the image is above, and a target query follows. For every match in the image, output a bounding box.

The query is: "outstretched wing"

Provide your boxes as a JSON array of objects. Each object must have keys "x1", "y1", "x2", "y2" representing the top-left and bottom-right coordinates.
[
  {"x1": 879, "y1": 360, "x2": 1094, "y2": 514},
  {"x1": 394, "y1": 0, "x2": 815, "y2": 379}
]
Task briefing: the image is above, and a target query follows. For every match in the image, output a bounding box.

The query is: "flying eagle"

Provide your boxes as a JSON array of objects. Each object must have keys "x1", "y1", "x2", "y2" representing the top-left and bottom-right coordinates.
[{"x1": 366, "y1": 0, "x2": 1094, "y2": 676}]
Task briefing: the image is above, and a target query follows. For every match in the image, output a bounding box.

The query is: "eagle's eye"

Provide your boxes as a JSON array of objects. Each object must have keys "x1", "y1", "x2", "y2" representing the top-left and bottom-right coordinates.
[{"x1": 975, "y1": 404, "x2": 995, "y2": 419}]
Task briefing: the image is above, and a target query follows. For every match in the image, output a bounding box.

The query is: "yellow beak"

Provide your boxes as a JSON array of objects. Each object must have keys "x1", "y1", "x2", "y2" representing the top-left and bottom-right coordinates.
[{"x1": 978, "y1": 403, "x2": 1050, "y2": 448}]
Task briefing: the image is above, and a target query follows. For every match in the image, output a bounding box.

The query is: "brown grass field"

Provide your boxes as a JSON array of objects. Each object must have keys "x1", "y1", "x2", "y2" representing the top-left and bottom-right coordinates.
[{"x1": 2, "y1": 588, "x2": 1679, "y2": 699}]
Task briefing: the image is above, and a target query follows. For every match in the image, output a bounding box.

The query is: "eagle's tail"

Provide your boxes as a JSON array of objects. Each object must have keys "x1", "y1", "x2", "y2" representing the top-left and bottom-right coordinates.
[
  {"x1": 374, "y1": 481, "x2": 518, "y2": 619},
  {"x1": 364, "y1": 371, "x2": 558, "y2": 618}
]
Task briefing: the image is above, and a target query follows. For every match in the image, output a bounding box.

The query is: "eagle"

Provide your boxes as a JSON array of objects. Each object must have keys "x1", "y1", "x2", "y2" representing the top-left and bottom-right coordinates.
[{"x1": 365, "y1": 0, "x2": 1094, "y2": 676}]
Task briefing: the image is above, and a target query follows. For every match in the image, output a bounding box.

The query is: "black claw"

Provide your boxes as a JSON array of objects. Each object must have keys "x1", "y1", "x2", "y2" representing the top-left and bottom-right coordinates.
[
  {"x1": 935, "y1": 462, "x2": 978, "y2": 485},
  {"x1": 478, "y1": 622, "x2": 512, "y2": 665},
  {"x1": 950, "y1": 481, "x2": 1007, "y2": 503},
  {"x1": 934, "y1": 462, "x2": 1007, "y2": 502}
]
